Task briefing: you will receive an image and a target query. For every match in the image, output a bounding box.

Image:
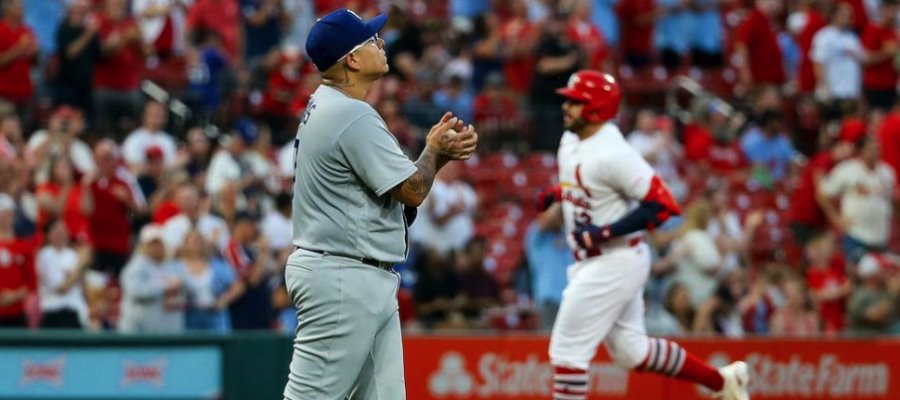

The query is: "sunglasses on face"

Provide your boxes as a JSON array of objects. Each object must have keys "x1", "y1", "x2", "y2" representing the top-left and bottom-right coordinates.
[{"x1": 341, "y1": 33, "x2": 381, "y2": 60}]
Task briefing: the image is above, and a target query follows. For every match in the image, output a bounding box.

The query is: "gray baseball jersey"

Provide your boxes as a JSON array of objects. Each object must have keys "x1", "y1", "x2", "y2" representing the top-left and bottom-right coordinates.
[
  {"x1": 284, "y1": 84, "x2": 412, "y2": 400},
  {"x1": 291, "y1": 85, "x2": 417, "y2": 262}
]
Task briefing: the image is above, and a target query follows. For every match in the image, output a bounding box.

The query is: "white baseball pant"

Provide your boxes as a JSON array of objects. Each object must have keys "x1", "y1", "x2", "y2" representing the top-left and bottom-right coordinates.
[{"x1": 549, "y1": 242, "x2": 652, "y2": 370}]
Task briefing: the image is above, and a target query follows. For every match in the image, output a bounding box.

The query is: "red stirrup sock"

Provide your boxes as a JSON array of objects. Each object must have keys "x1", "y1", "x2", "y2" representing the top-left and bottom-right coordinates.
[
  {"x1": 552, "y1": 365, "x2": 589, "y2": 400},
  {"x1": 635, "y1": 338, "x2": 724, "y2": 392}
]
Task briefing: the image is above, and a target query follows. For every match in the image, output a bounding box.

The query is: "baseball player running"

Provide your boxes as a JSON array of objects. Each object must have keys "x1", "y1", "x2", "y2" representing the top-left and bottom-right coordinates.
[
  {"x1": 283, "y1": 9, "x2": 478, "y2": 400},
  {"x1": 538, "y1": 70, "x2": 750, "y2": 400}
]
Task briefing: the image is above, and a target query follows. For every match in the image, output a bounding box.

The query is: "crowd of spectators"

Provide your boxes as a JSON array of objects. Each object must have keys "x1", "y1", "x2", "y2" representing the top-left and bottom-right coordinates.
[{"x1": 0, "y1": 0, "x2": 899, "y2": 338}]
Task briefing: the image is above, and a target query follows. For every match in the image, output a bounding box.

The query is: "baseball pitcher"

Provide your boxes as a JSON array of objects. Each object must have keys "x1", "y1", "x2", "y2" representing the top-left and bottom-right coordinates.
[{"x1": 283, "y1": 9, "x2": 478, "y2": 400}]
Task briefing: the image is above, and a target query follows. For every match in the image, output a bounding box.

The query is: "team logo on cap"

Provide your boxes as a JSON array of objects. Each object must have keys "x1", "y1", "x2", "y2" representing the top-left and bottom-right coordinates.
[
  {"x1": 567, "y1": 74, "x2": 580, "y2": 88},
  {"x1": 346, "y1": 9, "x2": 363, "y2": 20}
]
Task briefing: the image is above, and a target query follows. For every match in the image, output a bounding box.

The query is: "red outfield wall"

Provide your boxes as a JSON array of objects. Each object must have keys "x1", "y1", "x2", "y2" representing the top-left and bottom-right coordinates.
[{"x1": 403, "y1": 336, "x2": 896, "y2": 399}]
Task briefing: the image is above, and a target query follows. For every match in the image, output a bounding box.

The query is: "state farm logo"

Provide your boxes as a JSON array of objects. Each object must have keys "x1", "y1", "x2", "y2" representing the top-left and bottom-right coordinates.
[
  {"x1": 428, "y1": 351, "x2": 628, "y2": 398},
  {"x1": 21, "y1": 357, "x2": 65, "y2": 386},
  {"x1": 429, "y1": 353, "x2": 475, "y2": 396},
  {"x1": 707, "y1": 352, "x2": 889, "y2": 397},
  {"x1": 122, "y1": 359, "x2": 166, "y2": 387}
]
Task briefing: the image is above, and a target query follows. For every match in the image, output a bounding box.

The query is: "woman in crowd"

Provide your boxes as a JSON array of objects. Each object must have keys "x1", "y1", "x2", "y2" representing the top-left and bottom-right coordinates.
[
  {"x1": 770, "y1": 275, "x2": 821, "y2": 336},
  {"x1": 37, "y1": 219, "x2": 91, "y2": 328},
  {"x1": 175, "y1": 230, "x2": 244, "y2": 332},
  {"x1": 35, "y1": 156, "x2": 88, "y2": 244},
  {"x1": 664, "y1": 282, "x2": 697, "y2": 333},
  {"x1": 671, "y1": 199, "x2": 724, "y2": 305}
]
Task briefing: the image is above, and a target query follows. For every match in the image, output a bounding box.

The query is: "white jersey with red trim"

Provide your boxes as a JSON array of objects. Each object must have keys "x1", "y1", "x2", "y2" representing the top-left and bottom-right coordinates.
[
  {"x1": 557, "y1": 122, "x2": 655, "y2": 252},
  {"x1": 548, "y1": 119, "x2": 747, "y2": 400}
]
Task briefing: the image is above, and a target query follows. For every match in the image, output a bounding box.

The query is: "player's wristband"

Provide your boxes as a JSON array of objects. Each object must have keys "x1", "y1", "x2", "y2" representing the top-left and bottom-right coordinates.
[{"x1": 536, "y1": 185, "x2": 562, "y2": 212}]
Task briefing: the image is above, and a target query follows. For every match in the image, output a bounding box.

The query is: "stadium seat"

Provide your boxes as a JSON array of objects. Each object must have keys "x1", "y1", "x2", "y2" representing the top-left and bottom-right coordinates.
[
  {"x1": 523, "y1": 152, "x2": 557, "y2": 171},
  {"x1": 397, "y1": 288, "x2": 416, "y2": 324},
  {"x1": 142, "y1": 56, "x2": 189, "y2": 91}
]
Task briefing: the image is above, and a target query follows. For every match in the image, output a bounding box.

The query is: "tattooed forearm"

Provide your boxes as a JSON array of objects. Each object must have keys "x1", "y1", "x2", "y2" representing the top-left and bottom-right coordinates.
[{"x1": 390, "y1": 145, "x2": 449, "y2": 207}]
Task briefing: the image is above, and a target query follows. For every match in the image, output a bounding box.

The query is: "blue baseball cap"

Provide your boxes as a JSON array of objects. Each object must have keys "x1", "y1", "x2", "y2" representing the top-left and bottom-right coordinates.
[{"x1": 305, "y1": 9, "x2": 388, "y2": 72}]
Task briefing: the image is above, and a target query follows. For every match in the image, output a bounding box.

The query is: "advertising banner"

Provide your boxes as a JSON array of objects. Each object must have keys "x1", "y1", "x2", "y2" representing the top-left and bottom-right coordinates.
[
  {"x1": 404, "y1": 336, "x2": 897, "y2": 400},
  {"x1": 0, "y1": 347, "x2": 221, "y2": 399}
]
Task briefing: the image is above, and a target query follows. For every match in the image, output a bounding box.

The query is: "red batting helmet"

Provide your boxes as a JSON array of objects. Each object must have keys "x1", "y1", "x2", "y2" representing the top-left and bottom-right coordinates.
[{"x1": 556, "y1": 70, "x2": 621, "y2": 124}]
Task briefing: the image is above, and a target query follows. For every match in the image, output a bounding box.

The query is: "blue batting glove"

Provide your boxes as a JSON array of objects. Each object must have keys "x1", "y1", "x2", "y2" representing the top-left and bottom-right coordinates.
[{"x1": 573, "y1": 222, "x2": 612, "y2": 249}]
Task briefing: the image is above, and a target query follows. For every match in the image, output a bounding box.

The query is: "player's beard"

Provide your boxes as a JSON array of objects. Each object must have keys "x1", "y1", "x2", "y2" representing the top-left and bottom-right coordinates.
[{"x1": 564, "y1": 115, "x2": 587, "y2": 132}]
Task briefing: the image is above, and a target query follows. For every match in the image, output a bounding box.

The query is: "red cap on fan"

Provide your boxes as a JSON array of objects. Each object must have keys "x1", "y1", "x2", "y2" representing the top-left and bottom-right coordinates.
[
  {"x1": 145, "y1": 146, "x2": 164, "y2": 160},
  {"x1": 838, "y1": 118, "x2": 867, "y2": 144},
  {"x1": 52, "y1": 105, "x2": 80, "y2": 120}
]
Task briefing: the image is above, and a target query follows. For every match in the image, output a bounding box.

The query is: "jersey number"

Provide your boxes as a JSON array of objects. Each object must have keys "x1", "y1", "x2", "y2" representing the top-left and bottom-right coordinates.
[
  {"x1": 292, "y1": 101, "x2": 317, "y2": 189},
  {"x1": 575, "y1": 210, "x2": 592, "y2": 225},
  {"x1": 300, "y1": 101, "x2": 316, "y2": 126}
]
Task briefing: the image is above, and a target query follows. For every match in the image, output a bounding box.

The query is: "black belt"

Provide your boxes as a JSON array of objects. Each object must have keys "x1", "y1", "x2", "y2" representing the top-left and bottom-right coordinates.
[
  {"x1": 295, "y1": 247, "x2": 394, "y2": 271},
  {"x1": 573, "y1": 237, "x2": 643, "y2": 261}
]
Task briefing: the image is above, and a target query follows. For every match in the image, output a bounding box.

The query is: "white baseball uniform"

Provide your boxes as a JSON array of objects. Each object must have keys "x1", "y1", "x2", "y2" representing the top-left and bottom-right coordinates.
[
  {"x1": 549, "y1": 122, "x2": 658, "y2": 371},
  {"x1": 547, "y1": 73, "x2": 749, "y2": 400}
]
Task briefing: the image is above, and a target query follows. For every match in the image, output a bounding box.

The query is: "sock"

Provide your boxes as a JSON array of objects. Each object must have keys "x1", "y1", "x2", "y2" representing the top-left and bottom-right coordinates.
[
  {"x1": 552, "y1": 366, "x2": 589, "y2": 400},
  {"x1": 635, "y1": 338, "x2": 724, "y2": 392}
]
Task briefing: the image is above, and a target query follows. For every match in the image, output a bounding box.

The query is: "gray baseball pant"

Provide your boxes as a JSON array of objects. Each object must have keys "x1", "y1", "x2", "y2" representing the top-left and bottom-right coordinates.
[{"x1": 283, "y1": 250, "x2": 405, "y2": 400}]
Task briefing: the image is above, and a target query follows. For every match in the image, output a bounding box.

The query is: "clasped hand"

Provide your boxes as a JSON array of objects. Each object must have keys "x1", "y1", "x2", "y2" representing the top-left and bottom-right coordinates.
[{"x1": 426, "y1": 112, "x2": 478, "y2": 160}]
